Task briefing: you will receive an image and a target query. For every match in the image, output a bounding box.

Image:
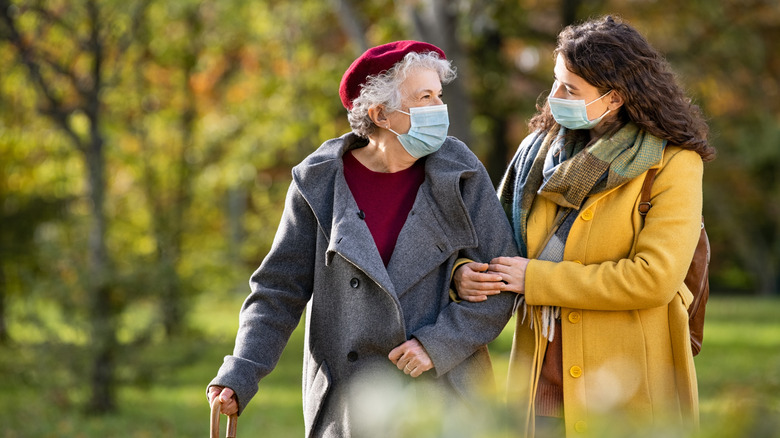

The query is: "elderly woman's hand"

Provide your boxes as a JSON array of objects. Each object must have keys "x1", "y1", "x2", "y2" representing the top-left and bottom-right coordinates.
[
  {"x1": 208, "y1": 386, "x2": 238, "y2": 416},
  {"x1": 453, "y1": 262, "x2": 507, "y2": 302},
  {"x1": 488, "y1": 256, "x2": 529, "y2": 294},
  {"x1": 388, "y1": 338, "x2": 433, "y2": 378}
]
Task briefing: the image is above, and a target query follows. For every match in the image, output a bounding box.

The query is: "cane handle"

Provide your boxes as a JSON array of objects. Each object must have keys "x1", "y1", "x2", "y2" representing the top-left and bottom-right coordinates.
[{"x1": 210, "y1": 397, "x2": 238, "y2": 438}]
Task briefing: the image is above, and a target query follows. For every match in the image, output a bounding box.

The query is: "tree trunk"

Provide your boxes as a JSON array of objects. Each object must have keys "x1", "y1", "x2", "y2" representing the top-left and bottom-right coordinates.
[
  {"x1": 0, "y1": 182, "x2": 6, "y2": 344},
  {"x1": 84, "y1": 131, "x2": 117, "y2": 414},
  {"x1": 484, "y1": 116, "x2": 509, "y2": 186},
  {"x1": 756, "y1": 261, "x2": 779, "y2": 296},
  {"x1": 331, "y1": 0, "x2": 368, "y2": 54},
  {"x1": 84, "y1": 0, "x2": 118, "y2": 414},
  {"x1": 0, "y1": 262, "x2": 7, "y2": 344},
  {"x1": 561, "y1": 0, "x2": 581, "y2": 26}
]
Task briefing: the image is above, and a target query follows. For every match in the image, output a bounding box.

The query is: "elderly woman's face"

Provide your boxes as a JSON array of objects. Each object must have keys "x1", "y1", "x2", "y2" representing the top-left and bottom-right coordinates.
[
  {"x1": 551, "y1": 54, "x2": 611, "y2": 122},
  {"x1": 386, "y1": 68, "x2": 443, "y2": 134}
]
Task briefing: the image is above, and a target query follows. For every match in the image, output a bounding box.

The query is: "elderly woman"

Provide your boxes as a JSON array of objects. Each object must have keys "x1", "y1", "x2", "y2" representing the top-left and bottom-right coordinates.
[
  {"x1": 207, "y1": 41, "x2": 518, "y2": 437},
  {"x1": 455, "y1": 16, "x2": 716, "y2": 437}
]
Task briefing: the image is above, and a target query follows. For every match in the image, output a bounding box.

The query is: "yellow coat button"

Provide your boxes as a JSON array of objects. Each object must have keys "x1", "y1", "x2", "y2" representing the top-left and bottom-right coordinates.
[
  {"x1": 581, "y1": 210, "x2": 594, "y2": 221},
  {"x1": 574, "y1": 420, "x2": 587, "y2": 433},
  {"x1": 572, "y1": 260, "x2": 583, "y2": 265},
  {"x1": 568, "y1": 312, "x2": 581, "y2": 323},
  {"x1": 570, "y1": 366, "x2": 583, "y2": 378}
]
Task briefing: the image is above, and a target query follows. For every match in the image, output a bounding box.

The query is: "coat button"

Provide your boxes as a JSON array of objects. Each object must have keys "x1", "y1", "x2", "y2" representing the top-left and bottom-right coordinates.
[
  {"x1": 569, "y1": 366, "x2": 583, "y2": 378},
  {"x1": 347, "y1": 351, "x2": 358, "y2": 362},
  {"x1": 568, "y1": 312, "x2": 581, "y2": 324},
  {"x1": 350, "y1": 278, "x2": 360, "y2": 288},
  {"x1": 581, "y1": 209, "x2": 594, "y2": 221},
  {"x1": 357, "y1": 210, "x2": 365, "y2": 220},
  {"x1": 574, "y1": 420, "x2": 587, "y2": 433}
]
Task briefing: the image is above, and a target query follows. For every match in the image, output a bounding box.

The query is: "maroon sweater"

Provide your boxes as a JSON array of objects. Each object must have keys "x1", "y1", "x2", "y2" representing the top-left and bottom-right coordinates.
[{"x1": 343, "y1": 150, "x2": 425, "y2": 266}]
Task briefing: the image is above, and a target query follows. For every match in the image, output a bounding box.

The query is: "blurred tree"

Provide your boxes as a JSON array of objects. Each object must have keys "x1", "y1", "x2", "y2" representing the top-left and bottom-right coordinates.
[
  {"x1": 0, "y1": 185, "x2": 71, "y2": 345},
  {"x1": 121, "y1": 1, "x2": 207, "y2": 338},
  {"x1": 0, "y1": 194, "x2": 69, "y2": 343},
  {"x1": 0, "y1": 0, "x2": 149, "y2": 413}
]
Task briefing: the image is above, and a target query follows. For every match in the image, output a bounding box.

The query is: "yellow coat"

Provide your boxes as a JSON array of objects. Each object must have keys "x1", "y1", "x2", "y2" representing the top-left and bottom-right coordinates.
[{"x1": 507, "y1": 146, "x2": 702, "y2": 437}]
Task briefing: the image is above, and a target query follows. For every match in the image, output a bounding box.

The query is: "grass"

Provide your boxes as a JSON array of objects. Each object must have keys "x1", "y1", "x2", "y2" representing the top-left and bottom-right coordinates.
[{"x1": 0, "y1": 295, "x2": 778, "y2": 437}]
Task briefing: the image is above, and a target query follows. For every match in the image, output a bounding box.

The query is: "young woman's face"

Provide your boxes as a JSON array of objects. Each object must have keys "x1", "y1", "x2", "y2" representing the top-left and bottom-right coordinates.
[{"x1": 551, "y1": 54, "x2": 612, "y2": 122}]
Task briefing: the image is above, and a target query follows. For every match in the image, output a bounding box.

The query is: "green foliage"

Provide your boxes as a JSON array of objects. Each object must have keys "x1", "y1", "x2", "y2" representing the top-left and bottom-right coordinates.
[{"x1": 0, "y1": 296, "x2": 778, "y2": 437}]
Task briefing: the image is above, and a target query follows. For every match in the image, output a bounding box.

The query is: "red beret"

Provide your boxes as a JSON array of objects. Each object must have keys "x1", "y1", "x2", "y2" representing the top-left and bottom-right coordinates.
[{"x1": 339, "y1": 40, "x2": 446, "y2": 110}]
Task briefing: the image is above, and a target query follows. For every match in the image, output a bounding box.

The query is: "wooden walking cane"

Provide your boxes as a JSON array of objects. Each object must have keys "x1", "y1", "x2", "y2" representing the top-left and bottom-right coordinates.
[{"x1": 210, "y1": 398, "x2": 238, "y2": 438}]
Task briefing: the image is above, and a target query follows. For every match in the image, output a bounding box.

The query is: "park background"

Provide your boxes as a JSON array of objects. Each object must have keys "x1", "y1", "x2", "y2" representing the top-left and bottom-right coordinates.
[{"x1": 1, "y1": 0, "x2": 778, "y2": 436}]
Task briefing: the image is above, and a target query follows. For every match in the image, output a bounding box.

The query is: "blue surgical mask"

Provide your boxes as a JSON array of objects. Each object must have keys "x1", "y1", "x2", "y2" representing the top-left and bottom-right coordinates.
[
  {"x1": 388, "y1": 104, "x2": 449, "y2": 158},
  {"x1": 548, "y1": 81, "x2": 613, "y2": 130}
]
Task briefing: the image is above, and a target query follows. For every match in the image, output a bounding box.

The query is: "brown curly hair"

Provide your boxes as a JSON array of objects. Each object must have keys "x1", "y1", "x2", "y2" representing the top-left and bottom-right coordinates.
[{"x1": 530, "y1": 15, "x2": 716, "y2": 161}]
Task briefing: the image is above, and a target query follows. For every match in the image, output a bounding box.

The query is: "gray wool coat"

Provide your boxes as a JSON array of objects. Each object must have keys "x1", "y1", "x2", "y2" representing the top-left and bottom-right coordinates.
[{"x1": 209, "y1": 133, "x2": 519, "y2": 437}]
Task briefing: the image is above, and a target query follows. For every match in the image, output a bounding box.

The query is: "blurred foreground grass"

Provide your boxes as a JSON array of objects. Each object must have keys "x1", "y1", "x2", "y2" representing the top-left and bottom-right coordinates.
[{"x1": 0, "y1": 295, "x2": 778, "y2": 437}]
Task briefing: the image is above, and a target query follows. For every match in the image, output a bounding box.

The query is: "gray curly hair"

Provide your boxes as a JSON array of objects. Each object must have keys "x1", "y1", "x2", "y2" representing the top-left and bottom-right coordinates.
[{"x1": 347, "y1": 51, "x2": 456, "y2": 138}]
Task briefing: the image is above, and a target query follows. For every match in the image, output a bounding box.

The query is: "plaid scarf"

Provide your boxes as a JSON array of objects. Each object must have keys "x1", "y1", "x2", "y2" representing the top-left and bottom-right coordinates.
[{"x1": 498, "y1": 122, "x2": 665, "y2": 340}]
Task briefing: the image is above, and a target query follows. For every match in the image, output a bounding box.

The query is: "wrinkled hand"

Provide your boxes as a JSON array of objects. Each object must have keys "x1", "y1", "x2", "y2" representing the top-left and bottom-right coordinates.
[
  {"x1": 208, "y1": 386, "x2": 238, "y2": 416},
  {"x1": 388, "y1": 338, "x2": 434, "y2": 378},
  {"x1": 453, "y1": 262, "x2": 506, "y2": 302},
  {"x1": 488, "y1": 256, "x2": 529, "y2": 294}
]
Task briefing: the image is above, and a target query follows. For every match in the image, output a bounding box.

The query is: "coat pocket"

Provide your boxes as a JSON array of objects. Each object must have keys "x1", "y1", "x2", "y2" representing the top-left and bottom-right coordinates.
[
  {"x1": 304, "y1": 360, "x2": 332, "y2": 438},
  {"x1": 676, "y1": 283, "x2": 694, "y2": 312}
]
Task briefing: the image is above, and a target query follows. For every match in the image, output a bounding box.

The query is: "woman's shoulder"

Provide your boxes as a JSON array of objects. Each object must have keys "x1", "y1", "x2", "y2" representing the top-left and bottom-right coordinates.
[
  {"x1": 442, "y1": 135, "x2": 475, "y2": 155},
  {"x1": 291, "y1": 134, "x2": 356, "y2": 193},
  {"x1": 436, "y1": 136, "x2": 481, "y2": 168},
  {"x1": 297, "y1": 133, "x2": 357, "y2": 168},
  {"x1": 659, "y1": 145, "x2": 703, "y2": 169},
  {"x1": 651, "y1": 145, "x2": 703, "y2": 185}
]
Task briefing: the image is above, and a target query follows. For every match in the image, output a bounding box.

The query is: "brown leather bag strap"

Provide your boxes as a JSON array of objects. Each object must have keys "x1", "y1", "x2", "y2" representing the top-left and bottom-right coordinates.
[{"x1": 638, "y1": 168, "x2": 659, "y2": 216}]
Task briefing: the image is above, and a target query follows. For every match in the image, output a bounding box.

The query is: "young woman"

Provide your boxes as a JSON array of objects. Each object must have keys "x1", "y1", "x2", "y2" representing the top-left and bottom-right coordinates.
[{"x1": 455, "y1": 16, "x2": 715, "y2": 437}]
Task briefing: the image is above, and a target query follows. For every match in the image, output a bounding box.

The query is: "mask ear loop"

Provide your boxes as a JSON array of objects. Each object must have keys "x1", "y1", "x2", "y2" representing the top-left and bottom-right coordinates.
[
  {"x1": 385, "y1": 108, "x2": 411, "y2": 136},
  {"x1": 585, "y1": 89, "x2": 613, "y2": 107},
  {"x1": 585, "y1": 90, "x2": 614, "y2": 121}
]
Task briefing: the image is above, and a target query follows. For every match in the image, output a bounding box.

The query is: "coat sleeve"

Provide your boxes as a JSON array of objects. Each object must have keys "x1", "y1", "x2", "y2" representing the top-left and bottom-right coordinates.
[
  {"x1": 524, "y1": 148, "x2": 703, "y2": 311},
  {"x1": 208, "y1": 180, "x2": 317, "y2": 415},
  {"x1": 412, "y1": 160, "x2": 519, "y2": 377}
]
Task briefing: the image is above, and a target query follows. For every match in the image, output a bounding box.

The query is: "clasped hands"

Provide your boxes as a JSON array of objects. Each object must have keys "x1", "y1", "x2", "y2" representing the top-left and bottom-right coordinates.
[{"x1": 453, "y1": 256, "x2": 529, "y2": 302}]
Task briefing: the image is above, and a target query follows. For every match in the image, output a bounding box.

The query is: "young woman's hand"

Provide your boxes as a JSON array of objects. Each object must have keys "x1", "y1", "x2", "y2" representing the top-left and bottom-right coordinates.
[
  {"x1": 488, "y1": 256, "x2": 529, "y2": 294},
  {"x1": 453, "y1": 262, "x2": 506, "y2": 302}
]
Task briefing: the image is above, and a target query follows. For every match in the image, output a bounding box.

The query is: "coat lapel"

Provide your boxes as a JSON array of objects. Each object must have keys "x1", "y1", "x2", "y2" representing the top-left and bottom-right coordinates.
[
  {"x1": 293, "y1": 133, "x2": 396, "y2": 296},
  {"x1": 386, "y1": 142, "x2": 479, "y2": 297},
  {"x1": 326, "y1": 174, "x2": 396, "y2": 296},
  {"x1": 386, "y1": 189, "x2": 463, "y2": 297}
]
